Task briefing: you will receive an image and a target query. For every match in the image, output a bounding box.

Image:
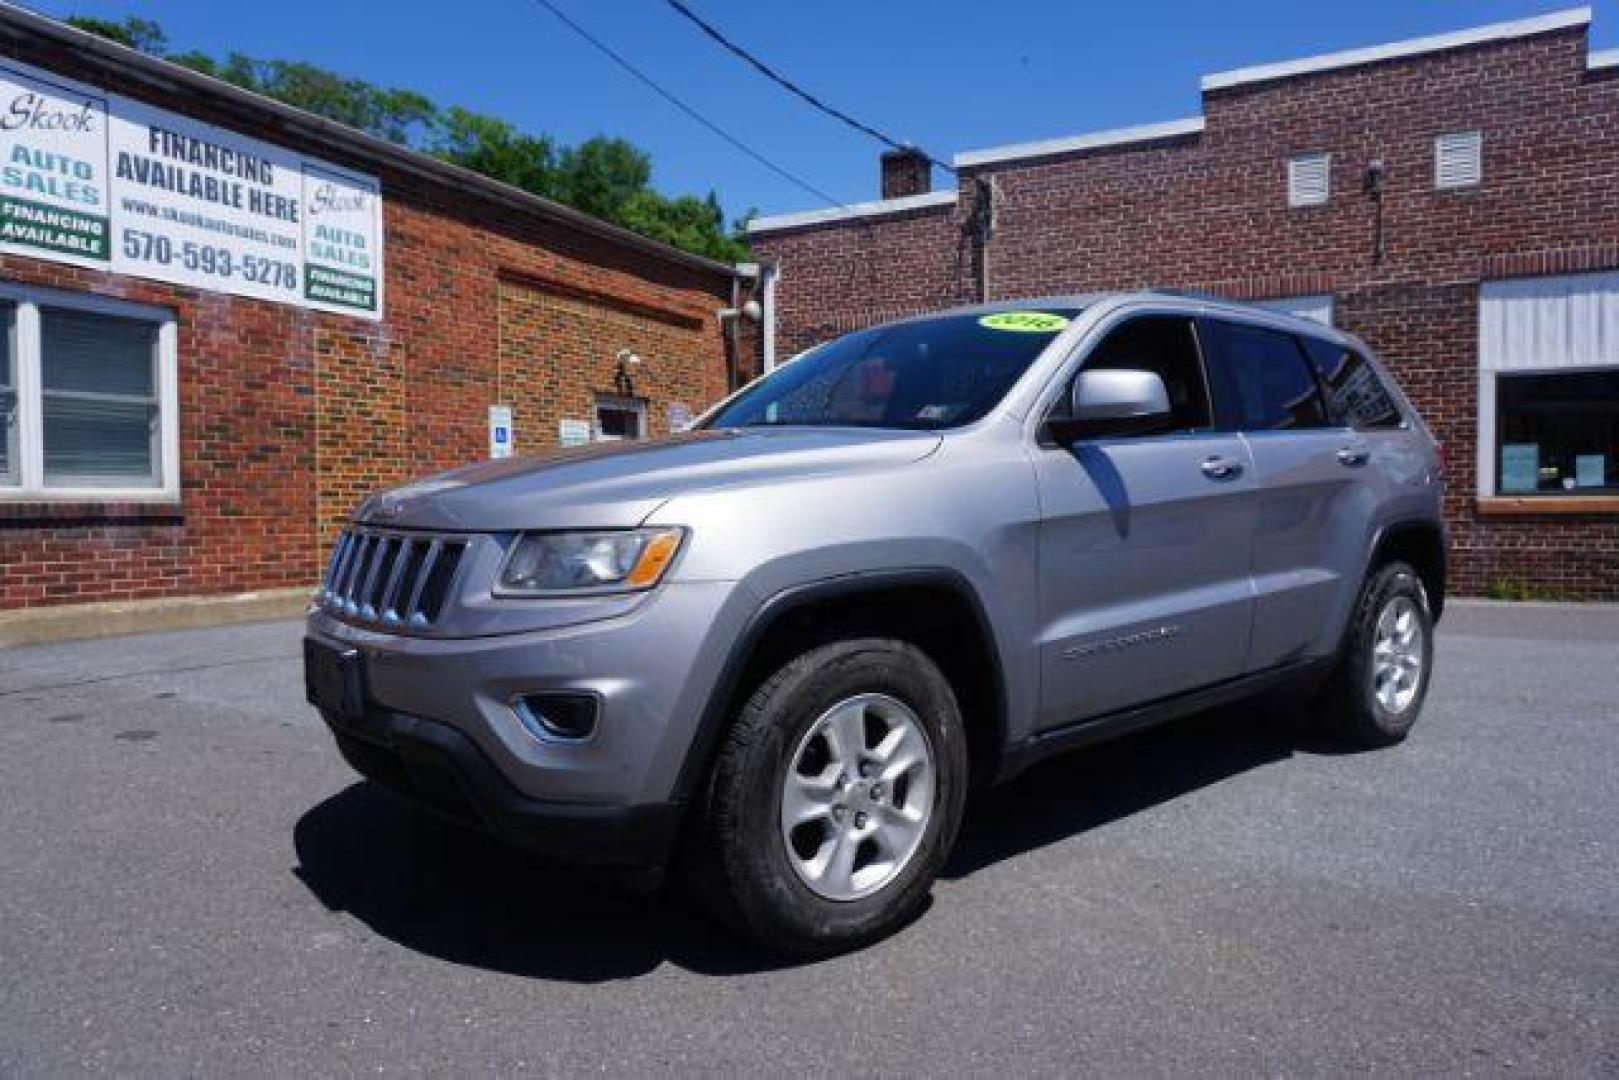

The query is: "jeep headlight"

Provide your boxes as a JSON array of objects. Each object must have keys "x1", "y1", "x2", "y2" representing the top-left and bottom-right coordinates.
[{"x1": 496, "y1": 528, "x2": 684, "y2": 595}]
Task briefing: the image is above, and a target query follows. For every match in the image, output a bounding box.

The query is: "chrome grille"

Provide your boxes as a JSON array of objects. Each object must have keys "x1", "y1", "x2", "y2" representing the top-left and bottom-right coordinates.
[{"x1": 320, "y1": 528, "x2": 468, "y2": 628}]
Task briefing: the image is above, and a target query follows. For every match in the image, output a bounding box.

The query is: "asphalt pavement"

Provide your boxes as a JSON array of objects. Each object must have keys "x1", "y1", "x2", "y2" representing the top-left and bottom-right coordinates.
[{"x1": 2, "y1": 601, "x2": 1615, "y2": 1076}]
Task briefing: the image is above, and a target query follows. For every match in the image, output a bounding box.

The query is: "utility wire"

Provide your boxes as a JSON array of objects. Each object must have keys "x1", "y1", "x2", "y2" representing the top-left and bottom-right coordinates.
[
  {"x1": 661, "y1": 0, "x2": 956, "y2": 175},
  {"x1": 525, "y1": 0, "x2": 850, "y2": 210}
]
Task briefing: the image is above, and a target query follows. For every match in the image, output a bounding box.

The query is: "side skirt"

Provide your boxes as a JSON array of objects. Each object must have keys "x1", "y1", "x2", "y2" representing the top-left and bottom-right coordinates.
[{"x1": 995, "y1": 656, "x2": 1335, "y2": 784}]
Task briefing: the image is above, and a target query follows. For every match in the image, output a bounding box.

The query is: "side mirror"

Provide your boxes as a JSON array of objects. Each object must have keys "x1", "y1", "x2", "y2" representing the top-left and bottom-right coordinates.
[
  {"x1": 1048, "y1": 368, "x2": 1172, "y2": 442},
  {"x1": 1073, "y1": 368, "x2": 1170, "y2": 420}
]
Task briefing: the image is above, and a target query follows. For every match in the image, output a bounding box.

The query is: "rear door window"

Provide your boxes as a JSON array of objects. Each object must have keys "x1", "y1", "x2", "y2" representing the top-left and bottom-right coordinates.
[
  {"x1": 1204, "y1": 320, "x2": 1331, "y2": 431},
  {"x1": 1299, "y1": 337, "x2": 1404, "y2": 430}
]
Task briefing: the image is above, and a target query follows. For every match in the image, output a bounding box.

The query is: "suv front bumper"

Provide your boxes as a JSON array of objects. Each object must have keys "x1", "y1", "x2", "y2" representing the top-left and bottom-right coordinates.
[
  {"x1": 303, "y1": 579, "x2": 752, "y2": 868},
  {"x1": 317, "y1": 701, "x2": 681, "y2": 867}
]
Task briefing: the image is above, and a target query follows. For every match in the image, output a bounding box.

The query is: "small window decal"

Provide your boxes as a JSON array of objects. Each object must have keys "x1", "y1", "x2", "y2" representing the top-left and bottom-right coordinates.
[
  {"x1": 978, "y1": 311, "x2": 1070, "y2": 333},
  {"x1": 1287, "y1": 153, "x2": 1330, "y2": 207}
]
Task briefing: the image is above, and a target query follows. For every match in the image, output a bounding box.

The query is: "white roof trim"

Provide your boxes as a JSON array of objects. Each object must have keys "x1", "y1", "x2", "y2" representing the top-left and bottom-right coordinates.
[
  {"x1": 747, "y1": 190, "x2": 956, "y2": 234},
  {"x1": 1202, "y1": 7, "x2": 1592, "y2": 91},
  {"x1": 953, "y1": 117, "x2": 1205, "y2": 169},
  {"x1": 1591, "y1": 47, "x2": 1619, "y2": 70}
]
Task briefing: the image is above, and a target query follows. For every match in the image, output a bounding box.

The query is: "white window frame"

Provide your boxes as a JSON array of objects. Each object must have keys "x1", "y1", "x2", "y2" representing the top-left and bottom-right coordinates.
[
  {"x1": 1478, "y1": 364, "x2": 1619, "y2": 497},
  {"x1": 593, "y1": 394, "x2": 647, "y2": 442},
  {"x1": 1477, "y1": 272, "x2": 1619, "y2": 498},
  {"x1": 0, "y1": 283, "x2": 179, "y2": 502}
]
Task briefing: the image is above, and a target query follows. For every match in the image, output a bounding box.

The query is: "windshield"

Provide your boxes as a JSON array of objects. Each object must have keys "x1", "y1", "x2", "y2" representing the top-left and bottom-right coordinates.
[{"x1": 706, "y1": 308, "x2": 1080, "y2": 431}]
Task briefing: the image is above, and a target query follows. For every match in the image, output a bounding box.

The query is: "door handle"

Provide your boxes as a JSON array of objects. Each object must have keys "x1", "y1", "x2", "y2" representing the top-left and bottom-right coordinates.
[
  {"x1": 1200, "y1": 455, "x2": 1243, "y2": 481},
  {"x1": 1336, "y1": 447, "x2": 1371, "y2": 468}
]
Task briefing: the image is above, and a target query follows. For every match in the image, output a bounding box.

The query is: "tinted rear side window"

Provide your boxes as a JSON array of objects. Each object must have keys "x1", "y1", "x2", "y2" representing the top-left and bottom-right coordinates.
[
  {"x1": 1205, "y1": 320, "x2": 1330, "y2": 431},
  {"x1": 1300, "y1": 337, "x2": 1404, "y2": 429}
]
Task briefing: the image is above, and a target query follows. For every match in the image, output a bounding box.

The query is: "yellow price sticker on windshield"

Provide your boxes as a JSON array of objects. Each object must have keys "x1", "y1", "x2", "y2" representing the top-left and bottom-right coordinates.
[{"x1": 978, "y1": 311, "x2": 1070, "y2": 333}]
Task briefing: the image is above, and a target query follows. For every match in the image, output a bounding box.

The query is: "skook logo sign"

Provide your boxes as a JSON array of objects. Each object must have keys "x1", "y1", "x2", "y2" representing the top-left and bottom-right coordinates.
[{"x1": 0, "y1": 57, "x2": 384, "y2": 319}]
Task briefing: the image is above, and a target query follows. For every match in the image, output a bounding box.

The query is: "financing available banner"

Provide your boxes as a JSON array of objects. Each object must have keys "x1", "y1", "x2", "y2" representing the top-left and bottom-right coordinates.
[{"x1": 0, "y1": 56, "x2": 383, "y2": 320}]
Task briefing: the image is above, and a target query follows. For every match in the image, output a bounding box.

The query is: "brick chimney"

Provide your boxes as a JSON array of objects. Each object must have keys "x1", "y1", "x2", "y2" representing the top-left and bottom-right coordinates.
[{"x1": 880, "y1": 147, "x2": 932, "y2": 199}]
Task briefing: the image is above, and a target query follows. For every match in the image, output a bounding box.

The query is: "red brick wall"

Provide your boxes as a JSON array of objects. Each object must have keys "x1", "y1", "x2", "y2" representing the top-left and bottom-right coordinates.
[
  {"x1": 880, "y1": 149, "x2": 933, "y2": 200},
  {"x1": 0, "y1": 41, "x2": 738, "y2": 612},
  {"x1": 495, "y1": 273, "x2": 726, "y2": 455},
  {"x1": 762, "y1": 203, "x2": 965, "y2": 358},
  {"x1": 755, "y1": 24, "x2": 1619, "y2": 598}
]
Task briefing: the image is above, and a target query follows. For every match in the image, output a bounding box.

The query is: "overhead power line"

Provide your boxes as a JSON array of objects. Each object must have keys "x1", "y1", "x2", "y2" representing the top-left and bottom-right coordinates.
[
  {"x1": 526, "y1": 0, "x2": 849, "y2": 210},
  {"x1": 661, "y1": 0, "x2": 956, "y2": 175}
]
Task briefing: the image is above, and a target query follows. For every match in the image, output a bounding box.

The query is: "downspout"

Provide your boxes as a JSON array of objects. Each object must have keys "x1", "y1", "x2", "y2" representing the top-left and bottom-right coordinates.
[
  {"x1": 971, "y1": 176, "x2": 999, "y2": 303},
  {"x1": 722, "y1": 262, "x2": 764, "y2": 391},
  {"x1": 761, "y1": 258, "x2": 780, "y2": 373},
  {"x1": 724, "y1": 271, "x2": 742, "y2": 391}
]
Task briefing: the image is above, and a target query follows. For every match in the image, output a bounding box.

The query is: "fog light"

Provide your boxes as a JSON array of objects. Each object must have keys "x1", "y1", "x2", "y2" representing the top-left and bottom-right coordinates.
[{"x1": 513, "y1": 693, "x2": 599, "y2": 741}]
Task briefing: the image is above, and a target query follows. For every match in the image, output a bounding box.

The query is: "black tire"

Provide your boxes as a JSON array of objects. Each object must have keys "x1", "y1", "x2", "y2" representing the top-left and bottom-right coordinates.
[
  {"x1": 688, "y1": 638, "x2": 969, "y2": 956},
  {"x1": 1313, "y1": 560, "x2": 1435, "y2": 747}
]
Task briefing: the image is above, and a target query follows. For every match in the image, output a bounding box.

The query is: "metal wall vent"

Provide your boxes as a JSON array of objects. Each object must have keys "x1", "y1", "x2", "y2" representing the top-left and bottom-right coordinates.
[
  {"x1": 1435, "y1": 131, "x2": 1483, "y2": 189},
  {"x1": 1287, "y1": 153, "x2": 1331, "y2": 207}
]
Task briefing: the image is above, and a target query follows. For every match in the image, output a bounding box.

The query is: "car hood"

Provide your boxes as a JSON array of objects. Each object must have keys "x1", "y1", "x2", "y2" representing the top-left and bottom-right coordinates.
[{"x1": 353, "y1": 427, "x2": 943, "y2": 532}]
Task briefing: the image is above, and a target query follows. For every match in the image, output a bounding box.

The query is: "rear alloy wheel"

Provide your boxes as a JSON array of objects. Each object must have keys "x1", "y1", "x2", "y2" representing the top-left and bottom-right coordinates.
[
  {"x1": 692, "y1": 638, "x2": 968, "y2": 955},
  {"x1": 1370, "y1": 594, "x2": 1426, "y2": 715},
  {"x1": 1313, "y1": 560, "x2": 1435, "y2": 747}
]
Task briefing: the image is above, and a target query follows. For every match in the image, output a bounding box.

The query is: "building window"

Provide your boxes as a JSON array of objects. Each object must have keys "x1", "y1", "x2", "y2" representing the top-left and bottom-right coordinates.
[
  {"x1": 1287, "y1": 153, "x2": 1330, "y2": 207},
  {"x1": 1435, "y1": 131, "x2": 1483, "y2": 189},
  {"x1": 0, "y1": 286, "x2": 178, "y2": 501},
  {"x1": 1496, "y1": 371, "x2": 1617, "y2": 493},
  {"x1": 1478, "y1": 272, "x2": 1619, "y2": 499},
  {"x1": 594, "y1": 394, "x2": 646, "y2": 441}
]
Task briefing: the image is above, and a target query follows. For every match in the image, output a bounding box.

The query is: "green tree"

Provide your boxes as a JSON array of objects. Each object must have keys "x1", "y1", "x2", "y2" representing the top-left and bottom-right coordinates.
[
  {"x1": 65, "y1": 15, "x2": 166, "y2": 53},
  {"x1": 432, "y1": 108, "x2": 561, "y2": 197},
  {"x1": 555, "y1": 137, "x2": 652, "y2": 222},
  {"x1": 66, "y1": 14, "x2": 750, "y2": 261},
  {"x1": 620, "y1": 189, "x2": 750, "y2": 263},
  {"x1": 163, "y1": 52, "x2": 438, "y2": 147}
]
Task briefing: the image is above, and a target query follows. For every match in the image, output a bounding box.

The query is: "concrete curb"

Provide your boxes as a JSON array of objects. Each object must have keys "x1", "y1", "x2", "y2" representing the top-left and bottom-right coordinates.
[
  {"x1": 0, "y1": 588, "x2": 314, "y2": 647},
  {"x1": 1446, "y1": 597, "x2": 1619, "y2": 612}
]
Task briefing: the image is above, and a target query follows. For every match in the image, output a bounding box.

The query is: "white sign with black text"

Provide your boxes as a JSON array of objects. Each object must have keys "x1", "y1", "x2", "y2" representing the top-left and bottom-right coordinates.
[
  {"x1": 0, "y1": 56, "x2": 383, "y2": 319},
  {"x1": 558, "y1": 418, "x2": 591, "y2": 448}
]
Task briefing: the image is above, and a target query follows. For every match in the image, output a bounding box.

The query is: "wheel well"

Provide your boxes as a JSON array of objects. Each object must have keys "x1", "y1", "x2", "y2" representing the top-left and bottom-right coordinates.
[
  {"x1": 720, "y1": 581, "x2": 1005, "y2": 789},
  {"x1": 1370, "y1": 523, "x2": 1447, "y2": 620}
]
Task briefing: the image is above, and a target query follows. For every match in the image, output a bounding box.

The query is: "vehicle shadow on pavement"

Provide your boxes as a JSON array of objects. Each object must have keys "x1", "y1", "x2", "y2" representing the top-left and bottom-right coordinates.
[
  {"x1": 292, "y1": 703, "x2": 1326, "y2": 981},
  {"x1": 944, "y1": 703, "x2": 1304, "y2": 878},
  {"x1": 292, "y1": 783, "x2": 783, "y2": 982}
]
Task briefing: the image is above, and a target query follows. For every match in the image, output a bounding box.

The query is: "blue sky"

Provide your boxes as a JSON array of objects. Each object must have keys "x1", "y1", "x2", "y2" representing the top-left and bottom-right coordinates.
[{"x1": 32, "y1": 0, "x2": 1617, "y2": 224}]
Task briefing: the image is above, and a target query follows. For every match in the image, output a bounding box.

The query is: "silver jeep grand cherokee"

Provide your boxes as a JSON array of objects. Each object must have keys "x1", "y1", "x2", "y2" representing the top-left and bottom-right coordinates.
[{"x1": 305, "y1": 292, "x2": 1445, "y2": 954}]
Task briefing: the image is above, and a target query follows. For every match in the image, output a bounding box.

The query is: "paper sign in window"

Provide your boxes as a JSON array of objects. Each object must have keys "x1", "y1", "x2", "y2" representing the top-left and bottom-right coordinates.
[
  {"x1": 1576, "y1": 455, "x2": 1606, "y2": 489},
  {"x1": 1500, "y1": 444, "x2": 1539, "y2": 493}
]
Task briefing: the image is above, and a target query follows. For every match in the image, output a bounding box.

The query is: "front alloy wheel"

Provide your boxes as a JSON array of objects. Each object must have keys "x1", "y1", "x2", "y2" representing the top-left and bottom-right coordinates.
[
  {"x1": 780, "y1": 693, "x2": 936, "y2": 902},
  {"x1": 691, "y1": 638, "x2": 968, "y2": 955}
]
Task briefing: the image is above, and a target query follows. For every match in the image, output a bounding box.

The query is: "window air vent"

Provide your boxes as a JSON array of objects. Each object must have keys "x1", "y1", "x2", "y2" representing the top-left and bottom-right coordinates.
[
  {"x1": 1435, "y1": 131, "x2": 1482, "y2": 189},
  {"x1": 1287, "y1": 153, "x2": 1330, "y2": 207}
]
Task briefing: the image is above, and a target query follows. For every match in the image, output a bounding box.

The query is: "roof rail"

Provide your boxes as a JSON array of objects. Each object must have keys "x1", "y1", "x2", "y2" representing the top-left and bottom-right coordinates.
[{"x1": 1141, "y1": 287, "x2": 1230, "y2": 303}]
